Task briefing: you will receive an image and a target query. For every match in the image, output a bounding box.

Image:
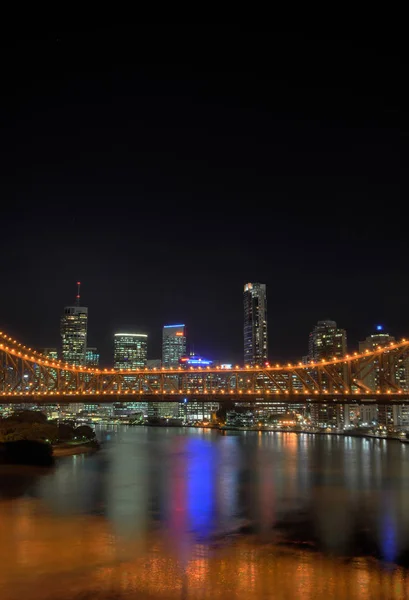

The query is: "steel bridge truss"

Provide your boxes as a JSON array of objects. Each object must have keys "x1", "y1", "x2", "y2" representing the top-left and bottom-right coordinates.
[{"x1": 1, "y1": 331, "x2": 409, "y2": 403}]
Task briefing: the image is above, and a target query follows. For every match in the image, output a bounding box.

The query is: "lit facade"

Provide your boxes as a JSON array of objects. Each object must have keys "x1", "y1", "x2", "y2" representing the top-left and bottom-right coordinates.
[
  {"x1": 178, "y1": 400, "x2": 219, "y2": 423},
  {"x1": 359, "y1": 327, "x2": 409, "y2": 390},
  {"x1": 85, "y1": 347, "x2": 99, "y2": 367},
  {"x1": 40, "y1": 348, "x2": 58, "y2": 360},
  {"x1": 243, "y1": 282, "x2": 268, "y2": 366},
  {"x1": 162, "y1": 324, "x2": 186, "y2": 368},
  {"x1": 307, "y1": 320, "x2": 347, "y2": 429},
  {"x1": 308, "y1": 320, "x2": 347, "y2": 361},
  {"x1": 114, "y1": 334, "x2": 148, "y2": 370},
  {"x1": 37, "y1": 348, "x2": 58, "y2": 391},
  {"x1": 61, "y1": 306, "x2": 88, "y2": 366}
]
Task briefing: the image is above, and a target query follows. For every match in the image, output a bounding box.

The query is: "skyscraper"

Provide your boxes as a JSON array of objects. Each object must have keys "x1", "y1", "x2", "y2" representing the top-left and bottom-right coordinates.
[
  {"x1": 358, "y1": 326, "x2": 408, "y2": 427},
  {"x1": 85, "y1": 347, "x2": 99, "y2": 367},
  {"x1": 243, "y1": 283, "x2": 268, "y2": 366},
  {"x1": 60, "y1": 283, "x2": 88, "y2": 366},
  {"x1": 162, "y1": 324, "x2": 186, "y2": 368},
  {"x1": 358, "y1": 326, "x2": 408, "y2": 393},
  {"x1": 114, "y1": 333, "x2": 148, "y2": 370},
  {"x1": 308, "y1": 320, "x2": 347, "y2": 362},
  {"x1": 307, "y1": 319, "x2": 347, "y2": 429}
]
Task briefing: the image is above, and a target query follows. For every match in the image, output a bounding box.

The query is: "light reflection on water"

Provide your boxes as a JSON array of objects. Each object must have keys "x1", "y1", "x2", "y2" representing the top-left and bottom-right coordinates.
[{"x1": 0, "y1": 425, "x2": 409, "y2": 599}]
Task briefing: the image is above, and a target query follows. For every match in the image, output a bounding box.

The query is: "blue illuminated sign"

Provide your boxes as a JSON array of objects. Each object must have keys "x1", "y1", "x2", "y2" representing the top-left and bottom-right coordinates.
[
  {"x1": 187, "y1": 359, "x2": 212, "y2": 365},
  {"x1": 376, "y1": 325, "x2": 383, "y2": 331},
  {"x1": 164, "y1": 324, "x2": 185, "y2": 328}
]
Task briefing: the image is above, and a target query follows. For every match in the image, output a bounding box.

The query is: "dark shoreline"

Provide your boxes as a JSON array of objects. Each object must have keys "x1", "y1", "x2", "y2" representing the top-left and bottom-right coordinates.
[
  {"x1": 0, "y1": 439, "x2": 99, "y2": 466},
  {"x1": 131, "y1": 422, "x2": 407, "y2": 443},
  {"x1": 52, "y1": 440, "x2": 99, "y2": 456}
]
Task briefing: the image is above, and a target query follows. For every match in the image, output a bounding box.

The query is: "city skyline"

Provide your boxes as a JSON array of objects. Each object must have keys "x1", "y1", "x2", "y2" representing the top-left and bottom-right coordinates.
[
  {"x1": 0, "y1": 30, "x2": 403, "y2": 366},
  {"x1": 0, "y1": 28, "x2": 408, "y2": 597},
  {"x1": 28, "y1": 281, "x2": 406, "y2": 366}
]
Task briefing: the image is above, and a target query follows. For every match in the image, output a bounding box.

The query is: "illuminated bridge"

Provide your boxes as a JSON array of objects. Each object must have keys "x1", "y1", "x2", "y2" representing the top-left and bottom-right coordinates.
[{"x1": 1, "y1": 330, "x2": 409, "y2": 404}]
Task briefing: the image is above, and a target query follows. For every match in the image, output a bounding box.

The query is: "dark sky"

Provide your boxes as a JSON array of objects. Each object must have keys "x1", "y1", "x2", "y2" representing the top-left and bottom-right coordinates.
[{"x1": 0, "y1": 27, "x2": 404, "y2": 365}]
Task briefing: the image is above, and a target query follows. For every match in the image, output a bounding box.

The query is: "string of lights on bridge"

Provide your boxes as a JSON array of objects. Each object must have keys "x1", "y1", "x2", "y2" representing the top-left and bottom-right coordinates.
[{"x1": 1, "y1": 330, "x2": 408, "y2": 374}]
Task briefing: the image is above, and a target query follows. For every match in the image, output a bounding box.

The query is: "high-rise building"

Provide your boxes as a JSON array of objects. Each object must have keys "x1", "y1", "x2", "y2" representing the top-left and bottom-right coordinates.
[
  {"x1": 308, "y1": 320, "x2": 347, "y2": 362},
  {"x1": 37, "y1": 348, "x2": 59, "y2": 391},
  {"x1": 358, "y1": 326, "x2": 397, "y2": 390},
  {"x1": 243, "y1": 283, "x2": 268, "y2": 366},
  {"x1": 307, "y1": 320, "x2": 347, "y2": 429},
  {"x1": 162, "y1": 324, "x2": 186, "y2": 368},
  {"x1": 85, "y1": 347, "x2": 99, "y2": 367},
  {"x1": 60, "y1": 283, "x2": 88, "y2": 366},
  {"x1": 114, "y1": 333, "x2": 148, "y2": 370},
  {"x1": 358, "y1": 326, "x2": 409, "y2": 428}
]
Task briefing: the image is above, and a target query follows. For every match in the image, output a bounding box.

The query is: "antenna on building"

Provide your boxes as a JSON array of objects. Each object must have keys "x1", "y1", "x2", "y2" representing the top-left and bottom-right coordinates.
[{"x1": 76, "y1": 281, "x2": 81, "y2": 306}]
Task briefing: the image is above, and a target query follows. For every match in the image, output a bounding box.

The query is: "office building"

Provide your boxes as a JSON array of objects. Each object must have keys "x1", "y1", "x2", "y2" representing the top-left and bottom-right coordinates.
[
  {"x1": 36, "y1": 348, "x2": 58, "y2": 391},
  {"x1": 162, "y1": 324, "x2": 186, "y2": 368},
  {"x1": 40, "y1": 348, "x2": 58, "y2": 360},
  {"x1": 85, "y1": 347, "x2": 99, "y2": 367},
  {"x1": 358, "y1": 327, "x2": 396, "y2": 389},
  {"x1": 243, "y1": 283, "x2": 268, "y2": 366},
  {"x1": 114, "y1": 333, "x2": 148, "y2": 370},
  {"x1": 358, "y1": 326, "x2": 409, "y2": 428},
  {"x1": 308, "y1": 320, "x2": 347, "y2": 362},
  {"x1": 307, "y1": 319, "x2": 347, "y2": 429},
  {"x1": 178, "y1": 400, "x2": 219, "y2": 423},
  {"x1": 60, "y1": 283, "x2": 88, "y2": 366}
]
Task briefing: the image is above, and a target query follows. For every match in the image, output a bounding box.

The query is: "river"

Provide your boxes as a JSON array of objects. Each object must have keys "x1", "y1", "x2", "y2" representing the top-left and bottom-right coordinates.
[{"x1": 0, "y1": 425, "x2": 409, "y2": 599}]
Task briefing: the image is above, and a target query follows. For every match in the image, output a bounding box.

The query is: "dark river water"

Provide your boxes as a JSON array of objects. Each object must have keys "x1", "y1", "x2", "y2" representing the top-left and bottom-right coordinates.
[{"x1": 1, "y1": 425, "x2": 409, "y2": 599}]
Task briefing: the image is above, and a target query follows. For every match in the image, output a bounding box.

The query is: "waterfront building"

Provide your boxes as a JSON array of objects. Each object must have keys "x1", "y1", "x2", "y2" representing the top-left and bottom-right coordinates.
[
  {"x1": 178, "y1": 400, "x2": 219, "y2": 423},
  {"x1": 60, "y1": 283, "x2": 88, "y2": 366},
  {"x1": 360, "y1": 405, "x2": 378, "y2": 426},
  {"x1": 147, "y1": 402, "x2": 179, "y2": 420},
  {"x1": 162, "y1": 324, "x2": 186, "y2": 368},
  {"x1": 114, "y1": 333, "x2": 148, "y2": 370},
  {"x1": 243, "y1": 282, "x2": 268, "y2": 366},
  {"x1": 226, "y1": 410, "x2": 254, "y2": 427}
]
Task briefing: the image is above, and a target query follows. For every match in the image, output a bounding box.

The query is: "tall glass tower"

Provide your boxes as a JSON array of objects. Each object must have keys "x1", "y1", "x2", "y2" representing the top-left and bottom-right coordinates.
[
  {"x1": 114, "y1": 334, "x2": 148, "y2": 370},
  {"x1": 243, "y1": 283, "x2": 268, "y2": 366},
  {"x1": 162, "y1": 324, "x2": 186, "y2": 368},
  {"x1": 60, "y1": 283, "x2": 88, "y2": 366}
]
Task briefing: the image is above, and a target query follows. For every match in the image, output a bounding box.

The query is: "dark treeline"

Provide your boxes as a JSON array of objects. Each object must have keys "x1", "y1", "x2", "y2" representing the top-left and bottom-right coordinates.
[{"x1": 0, "y1": 411, "x2": 95, "y2": 444}]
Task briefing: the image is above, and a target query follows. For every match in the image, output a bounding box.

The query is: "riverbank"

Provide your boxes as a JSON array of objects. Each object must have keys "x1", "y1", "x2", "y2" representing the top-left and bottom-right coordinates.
[
  {"x1": 131, "y1": 422, "x2": 408, "y2": 443},
  {"x1": 221, "y1": 425, "x2": 408, "y2": 442},
  {"x1": 52, "y1": 441, "x2": 99, "y2": 456}
]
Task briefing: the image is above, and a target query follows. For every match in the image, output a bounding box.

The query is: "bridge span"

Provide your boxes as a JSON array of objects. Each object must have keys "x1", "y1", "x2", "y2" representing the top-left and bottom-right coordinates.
[{"x1": 1, "y1": 330, "x2": 409, "y2": 404}]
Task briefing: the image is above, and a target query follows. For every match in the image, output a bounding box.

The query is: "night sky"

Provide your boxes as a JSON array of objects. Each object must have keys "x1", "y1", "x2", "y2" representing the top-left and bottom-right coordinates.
[{"x1": 0, "y1": 28, "x2": 404, "y2": 366}]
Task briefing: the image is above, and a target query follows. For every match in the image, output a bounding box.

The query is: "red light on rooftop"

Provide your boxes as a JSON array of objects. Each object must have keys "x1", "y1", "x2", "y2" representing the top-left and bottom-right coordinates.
[{"x1": 77, "y1": 281, "x2": 81, "y2": 285}]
